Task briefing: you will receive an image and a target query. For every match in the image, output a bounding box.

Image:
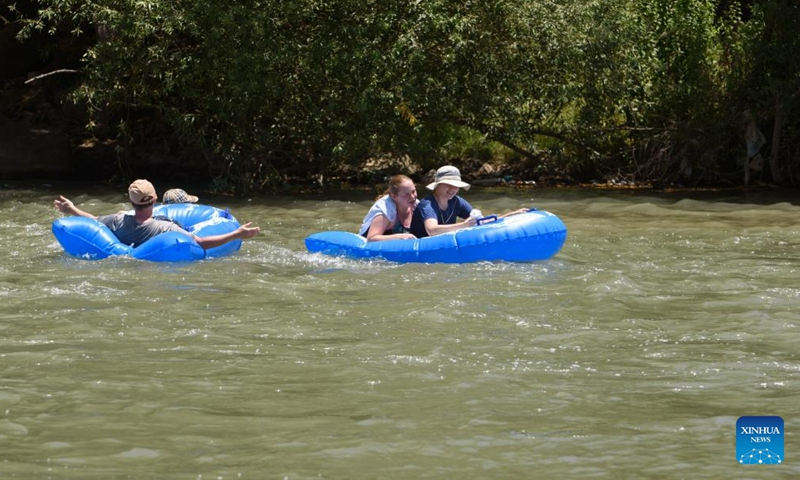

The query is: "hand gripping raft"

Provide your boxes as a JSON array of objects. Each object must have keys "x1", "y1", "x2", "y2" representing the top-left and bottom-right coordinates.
[
  {"x1": 52, "y1": 204, "x2": 242, "y2": 262},
  {"x1": 305, "y1": 209, "x2": 567, "y2": 263}
]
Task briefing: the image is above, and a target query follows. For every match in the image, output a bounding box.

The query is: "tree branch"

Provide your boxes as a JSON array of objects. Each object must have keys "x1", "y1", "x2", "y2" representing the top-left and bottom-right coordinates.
[{"x1": 24, "y1": 69, "x2": 80, "y2": 84}]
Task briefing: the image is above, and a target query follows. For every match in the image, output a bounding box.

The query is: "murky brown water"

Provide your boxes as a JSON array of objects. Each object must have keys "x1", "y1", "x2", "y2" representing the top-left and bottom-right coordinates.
[{"x1": 1, "y1": 183, "x2": 798, "y2": 478}]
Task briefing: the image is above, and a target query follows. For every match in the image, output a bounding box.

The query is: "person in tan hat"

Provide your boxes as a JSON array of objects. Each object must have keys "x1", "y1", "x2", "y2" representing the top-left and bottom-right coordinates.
[
  {"x1": 162, "y1": 188, "x2": 199, "y2": 204},
  {"x1": 54, "y1": 179, "x2": 260, "y2": 249},
  {"x1": 408, "y1": 166, "x2": 476, "y2": 238},
  {"x1": 409, "y1": 166, "x2": 527, "y2": 238}
]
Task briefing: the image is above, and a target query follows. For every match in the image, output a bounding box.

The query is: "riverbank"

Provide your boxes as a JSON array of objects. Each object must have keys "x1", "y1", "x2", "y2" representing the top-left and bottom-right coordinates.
[{"x1": 0, "y1": 100, "x2": 776, "y2": 194}]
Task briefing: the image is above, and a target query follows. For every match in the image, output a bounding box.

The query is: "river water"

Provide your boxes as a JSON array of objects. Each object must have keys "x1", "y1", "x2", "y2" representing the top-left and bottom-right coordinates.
[{"x1": 1, "y1": 183, "x2": 798, "y2": 478}]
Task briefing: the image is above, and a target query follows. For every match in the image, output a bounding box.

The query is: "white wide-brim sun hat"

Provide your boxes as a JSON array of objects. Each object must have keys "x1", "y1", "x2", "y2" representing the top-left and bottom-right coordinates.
[{"x1": 426, "y1": 165, "x2": 471, "y2": 190}]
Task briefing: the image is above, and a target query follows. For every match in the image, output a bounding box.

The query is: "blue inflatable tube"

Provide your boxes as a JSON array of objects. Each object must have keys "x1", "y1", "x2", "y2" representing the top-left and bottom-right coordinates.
[
  {"x1": 52, "y1": 204, "x2": 242, "y2": 262},
  {"x1": 305, "y1": 209, "x2": 567, "y2": 263}
]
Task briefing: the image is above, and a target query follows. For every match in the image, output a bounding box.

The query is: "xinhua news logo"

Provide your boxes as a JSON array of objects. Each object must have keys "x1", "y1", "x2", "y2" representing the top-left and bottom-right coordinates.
[{"x1": 737, "y1": 416, "x2": 784, "y2": 464}]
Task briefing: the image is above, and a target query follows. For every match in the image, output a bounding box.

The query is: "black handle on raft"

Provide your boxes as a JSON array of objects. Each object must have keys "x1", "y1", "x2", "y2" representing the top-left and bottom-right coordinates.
[
  {"x1": 527, "y1": 207, "x2": 537, "y2": 212},
  {"x1": 476, "y1": 215, "x2": 498, "y2": 226}
]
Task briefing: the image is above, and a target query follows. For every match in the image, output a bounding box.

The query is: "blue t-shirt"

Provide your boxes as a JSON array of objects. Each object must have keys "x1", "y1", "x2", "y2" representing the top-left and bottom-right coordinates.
[{"x1": 410, "y1": 195, "x2": 473, "y2": 238}]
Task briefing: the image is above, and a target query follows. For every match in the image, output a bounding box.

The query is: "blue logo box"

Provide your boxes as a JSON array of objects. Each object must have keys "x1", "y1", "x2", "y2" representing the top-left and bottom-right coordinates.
[{"x1": 737, "y1": 416, "x2": 784, "y2": 464}]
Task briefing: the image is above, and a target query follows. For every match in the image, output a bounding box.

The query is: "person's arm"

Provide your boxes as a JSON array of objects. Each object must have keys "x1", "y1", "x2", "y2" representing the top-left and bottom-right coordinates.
[
  {"x1": 423, "y1": 216, "x2": 476, "y2": 236},
  {"x1": 194, "y1": 222, "x2": 261, "y2": 250},
  {"x1": 54, "y1": 196, "x2": 97, "y2": 219},
  {"x1": 365, "y1": 214, "x2": 415, "y2": 242},
  {"x1": 498, "y1": 208, "x2": 529, "y2": 219}
]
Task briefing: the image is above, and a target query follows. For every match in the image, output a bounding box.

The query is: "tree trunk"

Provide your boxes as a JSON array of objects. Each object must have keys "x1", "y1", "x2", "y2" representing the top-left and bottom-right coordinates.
[{"x1": 770, "y1": 97, "x2": 783, "y2": 183}]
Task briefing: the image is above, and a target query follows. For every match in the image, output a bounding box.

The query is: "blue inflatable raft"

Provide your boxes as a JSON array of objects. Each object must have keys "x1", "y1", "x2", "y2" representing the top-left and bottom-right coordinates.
[
  {"x1": 52, "y1": 204, "x2": 242, "y2": 262},
  {"x1": 305, "y1": 209, "x2": 567, "y2": 263}
]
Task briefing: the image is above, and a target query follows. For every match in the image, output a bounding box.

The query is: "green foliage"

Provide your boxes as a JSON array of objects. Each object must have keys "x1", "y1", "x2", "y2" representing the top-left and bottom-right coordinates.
[
  {"x1": 11, "y1": 0, "x2": 800, "y2": 189},
  {"x1": 622, "y1": 0, "x2": 727, "y2": 183}
]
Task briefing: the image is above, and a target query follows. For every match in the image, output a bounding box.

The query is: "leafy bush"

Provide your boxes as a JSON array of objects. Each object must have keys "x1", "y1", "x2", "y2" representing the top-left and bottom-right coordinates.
[{"x1": 11, "y1": 0, "x2": 800, "y2": 189}]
